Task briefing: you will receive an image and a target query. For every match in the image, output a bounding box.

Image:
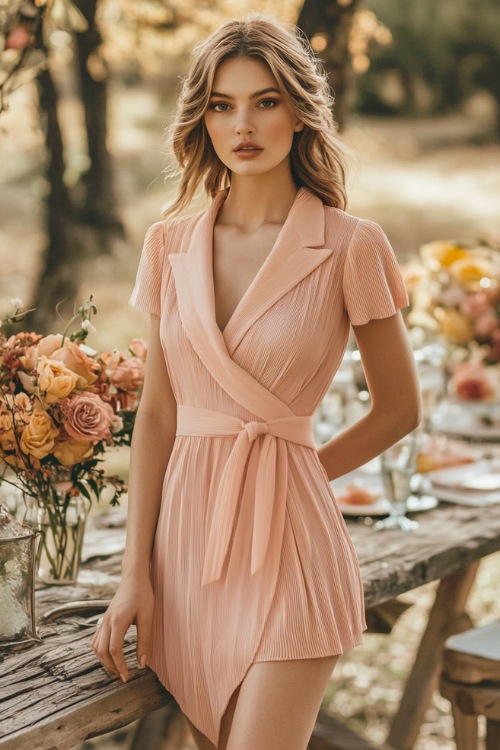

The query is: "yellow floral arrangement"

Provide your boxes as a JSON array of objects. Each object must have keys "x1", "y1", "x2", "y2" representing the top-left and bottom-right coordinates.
[
  {"x1": 404, "y1": 239, "x2": 500, "y2": 360},
  {"x1": 404, "y1": 239, "x2": 500, "y2": 403}
]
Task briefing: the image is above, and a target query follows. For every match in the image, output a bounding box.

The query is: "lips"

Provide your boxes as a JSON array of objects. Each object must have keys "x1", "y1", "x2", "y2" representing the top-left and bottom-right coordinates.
[{"x1": 233, "y1": 141, "x2": 262, "y2": 153}]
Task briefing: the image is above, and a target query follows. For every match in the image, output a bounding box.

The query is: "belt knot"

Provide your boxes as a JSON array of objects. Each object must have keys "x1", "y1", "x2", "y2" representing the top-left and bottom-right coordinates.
[{"x1": 244, "y1": 420, "x2": 269, "y2": 442}]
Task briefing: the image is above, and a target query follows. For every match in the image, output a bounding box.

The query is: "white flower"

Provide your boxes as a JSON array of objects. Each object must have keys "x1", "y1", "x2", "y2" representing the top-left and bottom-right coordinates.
[
  {"x1": 10, "y1": 298, "x2": 23, "y2": 308},
  {"x1": 81, "y1": 319, "x2": 96, "y2": 333}
]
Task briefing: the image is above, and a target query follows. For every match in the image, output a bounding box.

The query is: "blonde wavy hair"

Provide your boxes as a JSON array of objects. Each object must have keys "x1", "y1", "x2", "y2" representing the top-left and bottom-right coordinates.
[{"x1": 163, "y1": 14, "x2": 351, "y2": 219}]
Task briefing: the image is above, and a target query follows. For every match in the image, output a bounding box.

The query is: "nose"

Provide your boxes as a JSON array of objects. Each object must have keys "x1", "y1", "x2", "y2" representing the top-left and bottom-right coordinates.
[{"x1": 235, "y1": 107, "x2": 255, "y2": 135}]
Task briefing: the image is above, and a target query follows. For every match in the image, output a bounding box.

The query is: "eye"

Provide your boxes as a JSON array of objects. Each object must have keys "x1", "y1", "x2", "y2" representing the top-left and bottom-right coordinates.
[
  {"x1": 209, "y1": 102, "x2": 230, "y2": 112},
  {"x1": 258, "y1": 99, "x2": 279, "y2": 109}
]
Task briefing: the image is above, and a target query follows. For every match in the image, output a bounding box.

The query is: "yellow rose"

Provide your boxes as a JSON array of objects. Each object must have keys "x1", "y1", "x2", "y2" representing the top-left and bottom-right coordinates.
[
  {"x1": 420, "y1": 241, "x2": 470, "y2": 270},
  {"x1": 53, "y1": 437, "x2": 93, "y2": 466},
  {"x1": 36, "y1": 356, "x2": 83, "y2": 404},
  {"x1": 434, "y1": 308, "x2": 473, "y2": 345},
  {"x1": 449, "y1": 257, "x2": 495, "y2": 287},
  {"x1": 20, "y1": 410, "x2": 59, "y2": 459},
  {"x1": 0, "y1": 412, "x2": 16, "y2": 452}
]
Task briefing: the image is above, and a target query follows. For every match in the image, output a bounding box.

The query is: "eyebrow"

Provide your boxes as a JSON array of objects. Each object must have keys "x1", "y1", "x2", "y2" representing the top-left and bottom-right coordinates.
[{"x1": 209, "y1": 87, "x2": 281, "y2": 99}]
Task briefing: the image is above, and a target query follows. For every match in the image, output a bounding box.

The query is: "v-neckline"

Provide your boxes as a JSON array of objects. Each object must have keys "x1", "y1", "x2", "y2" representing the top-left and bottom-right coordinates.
[{"x1": 210, "y1": 188, "x2": 302, "y2": 337}]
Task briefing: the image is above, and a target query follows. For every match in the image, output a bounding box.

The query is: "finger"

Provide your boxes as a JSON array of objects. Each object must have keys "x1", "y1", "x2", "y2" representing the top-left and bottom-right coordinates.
[
  {"x1": 107, "y1": 618, "x2": 132, "y2": 682},
  {"x1": 136, "y1": 611, "x2": 153, "y2": 668},
  {"x1": 94, "y1": 620, "x2": 128, "y2": 682},
  {"x1": 92, "y1": 624, "x2": 119, "y2": 678}
]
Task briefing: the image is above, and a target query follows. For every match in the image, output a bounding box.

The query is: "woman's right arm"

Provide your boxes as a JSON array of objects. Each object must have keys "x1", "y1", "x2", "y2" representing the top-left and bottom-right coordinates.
[{"x1": 91, "y1": 313, "x2": 177, "y2": 682}]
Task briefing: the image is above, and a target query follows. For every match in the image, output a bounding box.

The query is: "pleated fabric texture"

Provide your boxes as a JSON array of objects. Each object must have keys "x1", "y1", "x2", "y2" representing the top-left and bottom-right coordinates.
[{"x1": 128, "y1": 187, "x2": 409, "y2": 747}]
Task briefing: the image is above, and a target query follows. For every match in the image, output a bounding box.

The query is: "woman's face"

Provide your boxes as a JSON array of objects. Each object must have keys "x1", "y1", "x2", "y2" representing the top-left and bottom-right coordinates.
[{"x1": 203, "y1": 56, "x2": 304, "y2": 180}]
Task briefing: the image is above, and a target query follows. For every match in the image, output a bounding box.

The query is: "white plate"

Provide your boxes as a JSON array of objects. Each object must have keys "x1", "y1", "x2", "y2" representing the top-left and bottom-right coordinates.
[
  {"x1": 427, "y1": 460, "x2": 500, "y2": 506},
  {"x1": 431, "y1": 401, "x2": 500, "y2": 440}
]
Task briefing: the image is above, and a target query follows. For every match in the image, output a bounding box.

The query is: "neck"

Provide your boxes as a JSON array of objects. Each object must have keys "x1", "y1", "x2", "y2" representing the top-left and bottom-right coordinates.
[{"x1": 218, "y1": 170, "x2": 300, "y2": 232}]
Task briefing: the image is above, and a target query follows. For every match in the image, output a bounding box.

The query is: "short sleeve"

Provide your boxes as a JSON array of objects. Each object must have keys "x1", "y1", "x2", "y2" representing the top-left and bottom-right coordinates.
[
  {"x1": 128, "y1": 221, "x2": 166, "y2": 316},
  {"x1": 343, "y1": 219, "x2": 409, "y2": 326}
]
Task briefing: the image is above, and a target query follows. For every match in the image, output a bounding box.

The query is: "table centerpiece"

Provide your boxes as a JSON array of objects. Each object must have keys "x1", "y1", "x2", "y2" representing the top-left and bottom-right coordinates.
[{"x1": 0, "y1": 297, "x2": 146, "y2": 584}]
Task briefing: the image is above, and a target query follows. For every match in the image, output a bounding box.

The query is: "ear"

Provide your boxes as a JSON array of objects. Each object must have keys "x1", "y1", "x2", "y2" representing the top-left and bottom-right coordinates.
[{"x1": 294, "y1": 121, "x2": 305, "y2": 133}]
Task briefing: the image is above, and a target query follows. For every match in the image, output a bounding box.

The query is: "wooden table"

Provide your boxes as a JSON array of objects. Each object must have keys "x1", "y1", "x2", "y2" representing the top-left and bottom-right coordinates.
[{"x1": 2, "y1": 500, "x2": 500, "y2": 750}]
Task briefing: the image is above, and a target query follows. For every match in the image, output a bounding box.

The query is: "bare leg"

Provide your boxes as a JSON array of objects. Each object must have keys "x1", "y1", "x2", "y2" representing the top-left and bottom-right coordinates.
[{"x1": 224, "y1": 655, "x2": 338, "y2": 750}]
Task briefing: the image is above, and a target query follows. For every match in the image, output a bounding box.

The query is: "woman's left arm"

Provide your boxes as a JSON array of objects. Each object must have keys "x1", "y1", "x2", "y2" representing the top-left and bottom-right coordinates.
[{"x1": 317, "y1": 312, "x2": 422, "y2": 481}]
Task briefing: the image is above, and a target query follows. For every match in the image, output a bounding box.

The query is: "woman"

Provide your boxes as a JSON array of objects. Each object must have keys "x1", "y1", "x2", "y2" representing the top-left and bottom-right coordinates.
[{"x1": 91, "y1": 14, "x2": 421, "y2": 750}]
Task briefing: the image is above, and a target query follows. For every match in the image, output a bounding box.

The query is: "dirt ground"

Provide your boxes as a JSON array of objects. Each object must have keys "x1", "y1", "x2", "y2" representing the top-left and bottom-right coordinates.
[{"x1": 1, "y1": 81, "x2": 500, "y2": 750}]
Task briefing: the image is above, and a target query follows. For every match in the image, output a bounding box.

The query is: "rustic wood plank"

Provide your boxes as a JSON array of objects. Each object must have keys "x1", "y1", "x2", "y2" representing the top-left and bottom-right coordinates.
[{"x1": 1, "y1": 502, "x2": 500, "y2": 750}]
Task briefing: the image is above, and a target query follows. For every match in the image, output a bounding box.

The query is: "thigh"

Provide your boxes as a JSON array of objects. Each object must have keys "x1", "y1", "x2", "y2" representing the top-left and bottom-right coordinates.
[{"x1": 225, "y1": 655, "x2": 338, "y2": 750}]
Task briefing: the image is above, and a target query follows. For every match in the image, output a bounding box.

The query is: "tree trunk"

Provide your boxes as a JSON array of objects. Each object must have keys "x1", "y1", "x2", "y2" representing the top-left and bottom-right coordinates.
[
  {"x1": 73, "y1": 0, "x2": 124, "y2": 242},
  {"x1": 297, "y1": 0, "x2": 360, "y2": 130},
  {"x1": 30, "y1": 54, "x2": 79, "y2": 331}
]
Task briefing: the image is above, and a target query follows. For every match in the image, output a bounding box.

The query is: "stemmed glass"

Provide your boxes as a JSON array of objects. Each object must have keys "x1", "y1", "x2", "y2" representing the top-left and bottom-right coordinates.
[{"x1": 375, "y1": 432, "x2": 419, "y2": 531}]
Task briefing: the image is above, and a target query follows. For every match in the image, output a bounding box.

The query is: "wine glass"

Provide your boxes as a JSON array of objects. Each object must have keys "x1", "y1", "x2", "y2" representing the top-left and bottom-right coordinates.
[{"x1": 375, "y1": 432, "x2": 419, "y2": 531}]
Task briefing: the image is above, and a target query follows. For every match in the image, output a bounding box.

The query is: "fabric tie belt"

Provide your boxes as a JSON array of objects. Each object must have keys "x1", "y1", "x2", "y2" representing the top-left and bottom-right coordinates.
[{"x1": 176, "y1": 405, "x2": 315, "y2": 586}]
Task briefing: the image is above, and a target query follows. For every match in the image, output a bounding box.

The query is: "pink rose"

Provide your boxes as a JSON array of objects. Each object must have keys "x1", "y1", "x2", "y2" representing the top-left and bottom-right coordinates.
[
  {"x1": 129, "y1": 339, "x2": 148, "y2": 361},
  {"x1": 63, "y1": 393, "x2": 114, "y2": 443},
  {"x1": 109, "y1": 357, "x2": 145, "y2": 392},
  {"x1": 474, "y1": 310, "x2": 499, "y2": 339},
  {"x1": 449, "y1": 362, "x2": 497, "y2": 402},
  {"x1": 6, "y1": 26, "x2": 31, "y2": 50},
  {"x1": 460, "y1": 292, "x2": 490, "y2": 319}
]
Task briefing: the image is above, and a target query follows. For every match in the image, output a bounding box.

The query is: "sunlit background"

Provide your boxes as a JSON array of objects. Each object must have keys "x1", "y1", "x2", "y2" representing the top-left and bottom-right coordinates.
[{"x1": 1, "y1": 1, "x2": 500, "y2": 748}]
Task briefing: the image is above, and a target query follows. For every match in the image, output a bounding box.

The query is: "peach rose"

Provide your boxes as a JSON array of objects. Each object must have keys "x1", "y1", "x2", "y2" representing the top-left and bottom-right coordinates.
[
  {"x1": 109, "y1": 357, "x2": 145, "y2": 392},
  {"x1": 129, "y1": 338, "x2": 148, "y2": 361},
  {"x1": 63, "y1": 393, "x2": 114, "y2": 443},
  {"x1": 53, "y1": 437, "x2": 94, "y2": 467},
  {"x1": 19, "y1": 334, "x2": 63, "y2": 371},
  {"x1": 20, "y1": 410, "x2": 59, "y2": 459},
  {"x1": 52, "y1": 341, "x2": 100, "y2": 385},
  {"x1": 0, "y1": 412, "x2": 16, "y2": 452},
  {"x1": 35, "y1": 356, "x2": 82, "y2": 404},
  {"x1": 434, "y1": 308, "x2": 473, "y2": 345},
  {"x1": 9, "y1": 392, "x2": 33, "y2": 425}
]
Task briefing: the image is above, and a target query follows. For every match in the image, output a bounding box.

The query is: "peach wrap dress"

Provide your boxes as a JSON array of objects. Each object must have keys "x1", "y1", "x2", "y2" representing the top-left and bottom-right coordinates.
[{"x1": 129, "y1": 186, "x2": 409, "y2": 746}]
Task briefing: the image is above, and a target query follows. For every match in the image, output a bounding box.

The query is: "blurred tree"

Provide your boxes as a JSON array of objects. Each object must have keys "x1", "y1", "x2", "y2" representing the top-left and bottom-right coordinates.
[
  {"x1": 73, "y1": 0, "x2": 122, "y2": 233},
  {"x1": 1, "y1": 0, "x2": 128, "y2": 329},
  {"x1": 297, "y1": 0, "x2": 361, "y2": 131},
  {"x1": 357, "y1": 0, "x2": 500, "y2": 133}
]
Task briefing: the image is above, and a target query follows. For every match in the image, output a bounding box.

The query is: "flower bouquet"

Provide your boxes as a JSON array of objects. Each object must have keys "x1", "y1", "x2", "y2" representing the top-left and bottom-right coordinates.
[
  {"x1": 0, "y1": 297, "x2": 146, "y2": 583},
  {"x1": 403, "y1": 238, "x2": 500, "y2": 403}
]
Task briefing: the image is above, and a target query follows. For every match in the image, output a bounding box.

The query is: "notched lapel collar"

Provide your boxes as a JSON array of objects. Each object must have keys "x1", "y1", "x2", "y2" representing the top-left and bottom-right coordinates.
[{"x1": 224, "y1": 188, "x2": 333, "y2": 351}]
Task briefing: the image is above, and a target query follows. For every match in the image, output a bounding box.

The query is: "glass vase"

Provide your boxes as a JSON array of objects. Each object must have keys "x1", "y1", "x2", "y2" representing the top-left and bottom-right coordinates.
[{"x1": 23, "y1": 485, "x2": 88, "y2": 585}]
